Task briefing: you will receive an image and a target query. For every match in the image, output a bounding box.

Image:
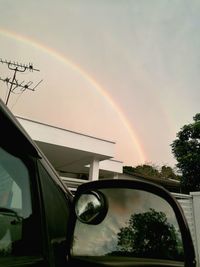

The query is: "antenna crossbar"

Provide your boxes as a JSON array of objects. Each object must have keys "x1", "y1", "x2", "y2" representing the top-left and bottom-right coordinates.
[
  {"x1": 0, "y1": 58, "x2": 39, "y2": 72},
  {"x1": 0, "y1": 58, "x2": 42, "y2": 105}
]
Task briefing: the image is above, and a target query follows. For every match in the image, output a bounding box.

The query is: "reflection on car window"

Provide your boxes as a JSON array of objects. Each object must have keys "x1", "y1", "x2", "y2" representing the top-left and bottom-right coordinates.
[
  {"x1": 72, "y1": 188, "x2": 184, "y2": 262},
  {"x1": 0, "y1": 147, "x2": 32, "y2": 257}
]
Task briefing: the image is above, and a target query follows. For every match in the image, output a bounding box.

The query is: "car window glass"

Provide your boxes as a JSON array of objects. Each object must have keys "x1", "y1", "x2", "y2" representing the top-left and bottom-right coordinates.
[{"x1": 0, "y1": 146, "x2": 32, "y2": 257}]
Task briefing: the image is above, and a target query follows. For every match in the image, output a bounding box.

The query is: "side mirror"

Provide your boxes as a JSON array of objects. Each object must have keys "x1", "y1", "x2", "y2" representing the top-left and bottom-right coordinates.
[{"x1": 68, "y1": 179, "x2": 196, "y2": 267}]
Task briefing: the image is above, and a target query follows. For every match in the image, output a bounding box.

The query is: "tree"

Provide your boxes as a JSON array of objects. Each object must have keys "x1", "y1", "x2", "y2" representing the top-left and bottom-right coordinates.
[
  {"x1": 160, "y1": 165, "x2": 180, "y2": 180},
  {"x1": 135, "y1": 164, "x2": 160, "y2": 178},
  {"x1": 124, "y1": 164, "x2": 160, "y2": 178},
  {"x1": 114, "y1": 209, "x2": 183, "y2": 260},
  {"x1": 123, "y1": 164, "x2": 180, "y2": 180},
  {"x1": 171, "y1": 113, "x2": 200, "y2": 192}
]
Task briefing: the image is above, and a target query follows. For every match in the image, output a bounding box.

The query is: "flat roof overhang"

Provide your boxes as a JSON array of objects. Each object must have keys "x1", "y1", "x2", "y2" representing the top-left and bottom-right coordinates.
[{"x1": 17, "y1": 117, "x2": 122, "y2": 177}]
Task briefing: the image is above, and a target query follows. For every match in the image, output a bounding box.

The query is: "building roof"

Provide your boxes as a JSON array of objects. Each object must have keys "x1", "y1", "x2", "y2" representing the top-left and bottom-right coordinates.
[
  {"x1": 16, "y1": 116, "x2": 123, "y2": 178},
  {"x1": 121, "y1": 170, "x2": 181, "y2": 193}
]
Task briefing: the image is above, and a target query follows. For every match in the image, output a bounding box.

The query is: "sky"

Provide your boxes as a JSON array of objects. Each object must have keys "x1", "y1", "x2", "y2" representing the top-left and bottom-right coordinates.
[{"x1": 0, "y1": 0, "x2": 200, "y2": 168}]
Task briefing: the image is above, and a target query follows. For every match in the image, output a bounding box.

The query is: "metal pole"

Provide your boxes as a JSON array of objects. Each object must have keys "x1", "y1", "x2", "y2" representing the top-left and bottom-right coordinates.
[{"x1": 5, "y1": 68, "x2": 17, "y2": 106}]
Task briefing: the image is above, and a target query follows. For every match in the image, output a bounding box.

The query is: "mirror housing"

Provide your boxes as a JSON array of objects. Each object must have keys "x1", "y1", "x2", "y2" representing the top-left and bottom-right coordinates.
[{"x1": 68, "y1": 179, "x2": 196, "y2": 267}]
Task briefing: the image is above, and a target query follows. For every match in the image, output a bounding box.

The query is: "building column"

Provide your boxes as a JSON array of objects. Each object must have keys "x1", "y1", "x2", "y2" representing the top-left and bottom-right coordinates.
[
  {"x1": 113, "y1": 173, "x2": 119, "y2": 179},
  {"x1": 89, "y1": 159, "x2": 99, "y2": 181}
]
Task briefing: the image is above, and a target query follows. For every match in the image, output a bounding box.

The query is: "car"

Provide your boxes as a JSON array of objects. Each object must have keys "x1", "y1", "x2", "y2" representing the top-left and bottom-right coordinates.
[{"x1": 0, "y1": 99, "x2": 196, "y2": 267}]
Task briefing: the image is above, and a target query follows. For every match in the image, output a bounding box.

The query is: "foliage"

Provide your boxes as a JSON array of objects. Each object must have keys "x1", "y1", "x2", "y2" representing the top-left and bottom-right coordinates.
[
  {"x1": 123, "y1": 164, "x2": 180, "y2": 180},
  {"x1": 171, "y1": 113, "x2": 200, "y2": 192},
  {"x1": 135, "y1": 164, "x2": 160, "y2": 178},
  {"x1": 114, "y1": 209, "x2": 183, "y2": 260},
  {"x1": 160, "y1": 165, "x2": 180, "y2": 180},
  {"x1": 123, "y1": 164, "x2": 160, "y2": 178}
]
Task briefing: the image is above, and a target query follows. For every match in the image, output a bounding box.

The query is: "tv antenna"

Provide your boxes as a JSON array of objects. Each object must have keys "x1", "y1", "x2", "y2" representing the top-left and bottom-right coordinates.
[{"x1": 0, "y1": 58, "x2": 43, "y2": 106}]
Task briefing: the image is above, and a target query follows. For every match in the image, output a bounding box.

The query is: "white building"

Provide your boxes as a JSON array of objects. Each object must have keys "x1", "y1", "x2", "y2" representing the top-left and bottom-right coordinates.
[{"x1": 17, "y1": 117, "x2": 123, "y2": 192}]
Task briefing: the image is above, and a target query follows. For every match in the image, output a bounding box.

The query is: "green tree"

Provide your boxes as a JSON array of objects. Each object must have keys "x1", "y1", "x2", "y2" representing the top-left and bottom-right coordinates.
[
  {"x1": 115, "y1": 209, "x2": 183, "y2": 260},
  {"x1": 124, "y1": 164, "x2": 180, "y2": 180},
  {"x1": 171, "y1": 113, "x2": 200, "y2": 192},
  {"x1": 135, "y1": 164, "x2": 160, "y2": 178},
  {"x1": 160, "y1": 165, "x2": 180, "y2": 180},
  {"x1": 124, "y1": 164, "x2": 160, "y2": 178}
]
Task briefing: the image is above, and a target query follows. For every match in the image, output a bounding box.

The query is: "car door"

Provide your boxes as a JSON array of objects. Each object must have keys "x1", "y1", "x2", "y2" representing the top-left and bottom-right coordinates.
[{"x1": 0, "y1": 114, "x2": 45, "y2": 266}]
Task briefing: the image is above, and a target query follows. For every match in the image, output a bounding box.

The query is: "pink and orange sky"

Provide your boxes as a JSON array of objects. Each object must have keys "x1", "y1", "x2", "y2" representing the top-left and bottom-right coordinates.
[{"x1": 0, "y1": 1, "x2": 200, "y2": 168}]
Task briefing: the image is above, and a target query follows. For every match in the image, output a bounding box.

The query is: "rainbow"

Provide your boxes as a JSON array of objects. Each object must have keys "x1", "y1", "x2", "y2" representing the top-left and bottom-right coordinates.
[{"x1": 0, "y1": 28, "x2": 146, "y2": 163}]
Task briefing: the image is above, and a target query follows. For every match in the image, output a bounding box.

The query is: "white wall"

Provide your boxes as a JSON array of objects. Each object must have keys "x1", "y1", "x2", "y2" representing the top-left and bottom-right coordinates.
[{"x1": 174, "y1": 192, "x2": 200, "y2": 266}]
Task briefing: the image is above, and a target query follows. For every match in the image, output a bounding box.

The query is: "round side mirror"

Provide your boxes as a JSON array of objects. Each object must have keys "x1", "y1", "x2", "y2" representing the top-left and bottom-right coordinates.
[{"x1": 75, "y1": 190, "x2": 108, "y2": 225}]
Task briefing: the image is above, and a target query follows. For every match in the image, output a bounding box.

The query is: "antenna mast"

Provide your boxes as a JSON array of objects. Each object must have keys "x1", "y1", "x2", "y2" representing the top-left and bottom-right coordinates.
[{"x1": 0, "y1": 58, "x2": 43, "y2": 105}]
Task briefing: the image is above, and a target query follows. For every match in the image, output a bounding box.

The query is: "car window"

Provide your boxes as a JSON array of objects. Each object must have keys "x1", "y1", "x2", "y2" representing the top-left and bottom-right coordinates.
[{"x1": 0, "y1": 145, "x2": 40, "y2": 260}]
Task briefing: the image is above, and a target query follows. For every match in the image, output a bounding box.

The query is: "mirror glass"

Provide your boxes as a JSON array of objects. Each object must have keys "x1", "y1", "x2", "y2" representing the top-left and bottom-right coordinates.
[
  {"x1": 75, "y1": 191, "x2": 107, "y2": 224},
  {"x1": 71, "y1": 188, "x2": 184, "y2": 264}
]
